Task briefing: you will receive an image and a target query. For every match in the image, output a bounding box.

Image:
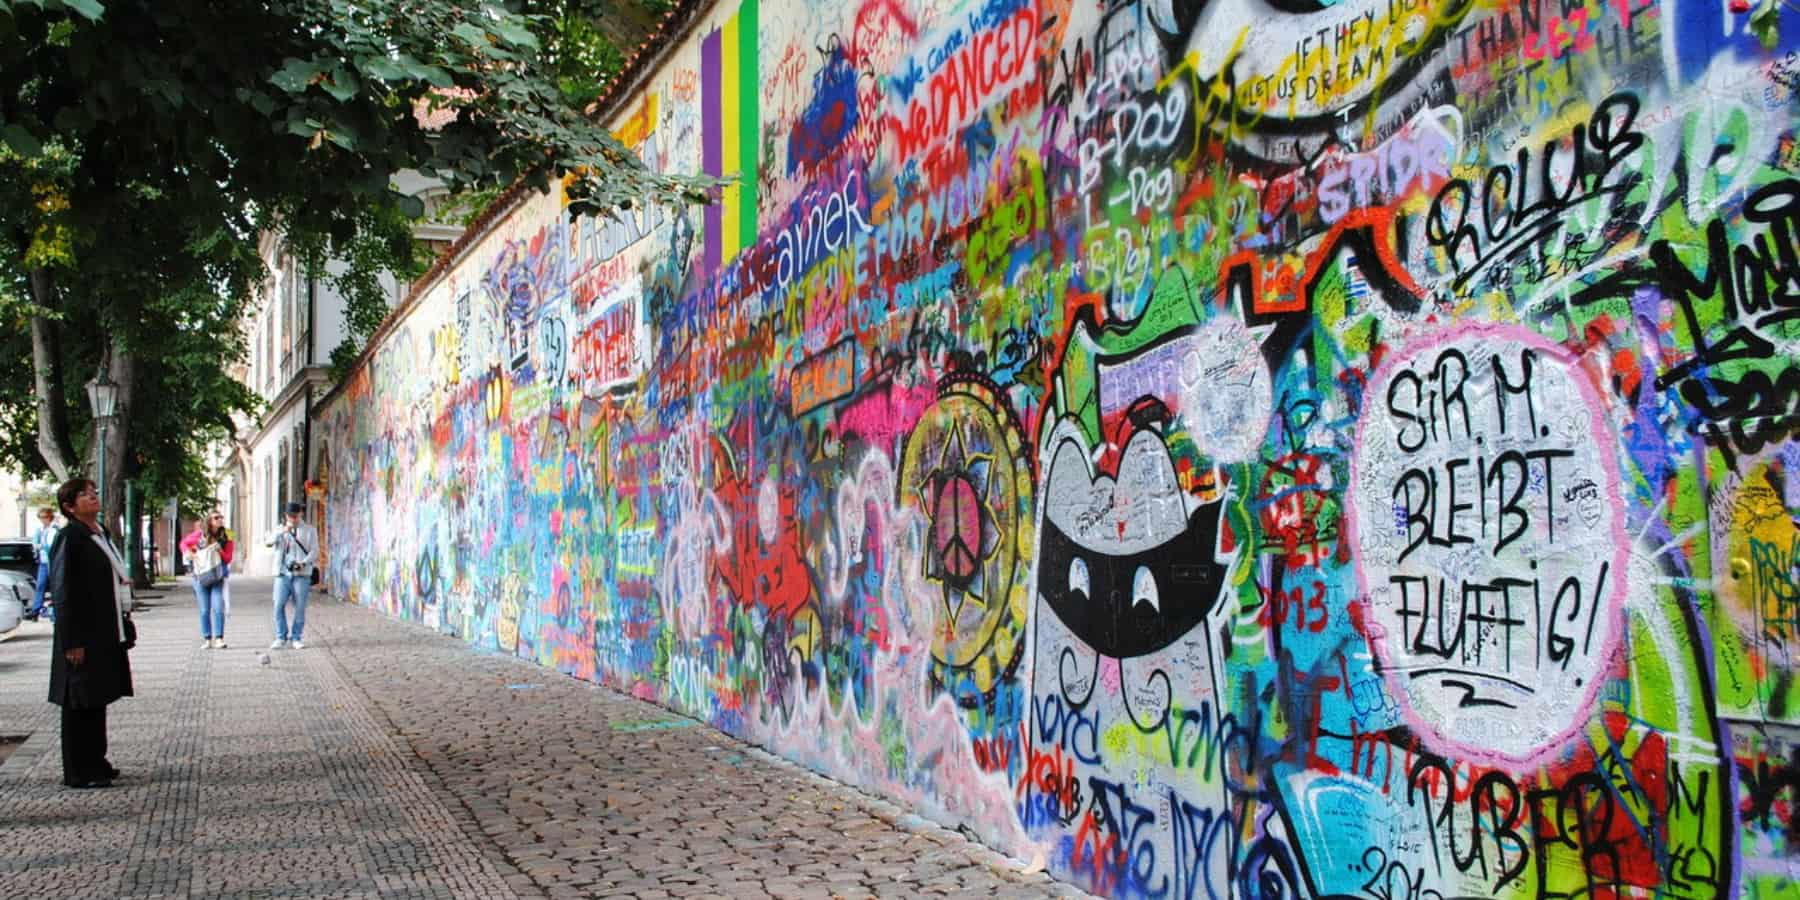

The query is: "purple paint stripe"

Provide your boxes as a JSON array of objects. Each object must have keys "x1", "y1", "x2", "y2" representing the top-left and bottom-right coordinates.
[{"x1": 701, "y1": 30, "x2": 723, "y2": 273}]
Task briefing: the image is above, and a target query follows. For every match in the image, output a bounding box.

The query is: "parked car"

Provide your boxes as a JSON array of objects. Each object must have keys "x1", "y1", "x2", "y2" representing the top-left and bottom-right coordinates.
[
  {"x1": 0, "y1": 567, "x2": 29, "y2": 632},
  {"x1": 0, "y1": 539, "x2": 36, "y2": 577}
]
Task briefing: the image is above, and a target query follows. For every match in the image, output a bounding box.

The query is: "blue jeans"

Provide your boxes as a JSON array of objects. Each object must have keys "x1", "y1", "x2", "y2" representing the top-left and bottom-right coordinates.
[
  {"x1": 30, "y1": 562, "x2": 50, "y2": 618},
  {"x1": 193, "y1": 578, "x2": 226, "y2": 638},
  {"x1": 273, "y1": 574, "x2": 310, "y2": 641}
]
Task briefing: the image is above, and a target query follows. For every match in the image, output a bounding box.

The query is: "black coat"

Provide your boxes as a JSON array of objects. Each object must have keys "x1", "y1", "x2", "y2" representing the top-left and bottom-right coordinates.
[{"x1": 47, "y1": 519, "x2": 133, "y2": 709}]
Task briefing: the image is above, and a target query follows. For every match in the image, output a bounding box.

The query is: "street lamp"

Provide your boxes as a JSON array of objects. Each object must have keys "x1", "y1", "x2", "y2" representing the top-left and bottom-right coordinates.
[{"x1": 86, "y1": 370, "x2": 118, "y2": 519}]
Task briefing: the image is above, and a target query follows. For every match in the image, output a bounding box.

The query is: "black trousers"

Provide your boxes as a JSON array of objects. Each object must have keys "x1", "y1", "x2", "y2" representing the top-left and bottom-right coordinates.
[{"x1": 60, "y1": 704, "x2": 108, "y2": 783}]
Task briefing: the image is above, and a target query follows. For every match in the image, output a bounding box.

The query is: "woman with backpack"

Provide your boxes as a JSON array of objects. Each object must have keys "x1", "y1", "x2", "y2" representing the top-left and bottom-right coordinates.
[{"x1": 180, "y1": 511, "x2": 234, "y2": 649}]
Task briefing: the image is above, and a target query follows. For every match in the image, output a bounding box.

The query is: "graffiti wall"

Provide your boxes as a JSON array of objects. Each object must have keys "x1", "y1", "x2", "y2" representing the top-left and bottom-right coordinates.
[{"x1": 320, "y1": 0, "x2": 1800, "y2": 895}]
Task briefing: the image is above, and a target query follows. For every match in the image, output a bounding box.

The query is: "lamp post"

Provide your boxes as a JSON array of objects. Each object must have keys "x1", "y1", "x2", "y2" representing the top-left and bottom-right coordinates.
[{"x1": 85, "y1": 370, "x2": 119, "y2": 529}]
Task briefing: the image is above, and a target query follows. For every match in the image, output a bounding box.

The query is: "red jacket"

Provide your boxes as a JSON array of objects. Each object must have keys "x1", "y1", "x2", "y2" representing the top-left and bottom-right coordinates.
[{"x1": 180, "y1": 528, "x2": 235, "y2": 565}]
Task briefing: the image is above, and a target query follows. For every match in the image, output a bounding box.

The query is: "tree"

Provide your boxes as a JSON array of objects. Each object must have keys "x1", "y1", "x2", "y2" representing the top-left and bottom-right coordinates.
[
  {"x1": 0, "y1": 0, "x2": 715, "y2": 529},
  {"x1": 0, "y1": 139, "x2": 267, "y2": 522}
]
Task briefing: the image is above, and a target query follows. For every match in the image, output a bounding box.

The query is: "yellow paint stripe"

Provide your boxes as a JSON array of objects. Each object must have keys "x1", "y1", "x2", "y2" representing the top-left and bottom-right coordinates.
[{"x1": 720, "y1": 16, "x2": 742, "y2": 260}]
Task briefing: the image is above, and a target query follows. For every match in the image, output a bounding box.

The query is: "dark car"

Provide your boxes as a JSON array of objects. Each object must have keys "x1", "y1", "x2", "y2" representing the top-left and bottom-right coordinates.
[{"x1": 0, "y1": 539, "x2": 37, "y2": 577}]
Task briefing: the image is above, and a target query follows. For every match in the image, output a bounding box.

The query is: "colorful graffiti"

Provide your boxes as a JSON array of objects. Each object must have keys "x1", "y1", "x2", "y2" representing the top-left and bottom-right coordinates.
[{"x1": 320, "y1": 0, "x2": 1800, "y2": 895}]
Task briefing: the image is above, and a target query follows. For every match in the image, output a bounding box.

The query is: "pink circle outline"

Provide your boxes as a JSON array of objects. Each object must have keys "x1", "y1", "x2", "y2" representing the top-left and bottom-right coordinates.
[{"x1": 1344, "y1": 321, "x2": 1631, "y2": 770}]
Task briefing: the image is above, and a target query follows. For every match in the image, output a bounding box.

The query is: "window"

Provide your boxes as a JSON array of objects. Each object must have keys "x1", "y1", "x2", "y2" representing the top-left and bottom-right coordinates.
[
  {"x1": 287, "y1": 256, "x2": 302, "y2": 377},
  {"x1": 263, "y1": 308, "x2": 275, "y2": 395},
  {"x1": 277, "y1": 440, "x2": 290, "y2": 515}
]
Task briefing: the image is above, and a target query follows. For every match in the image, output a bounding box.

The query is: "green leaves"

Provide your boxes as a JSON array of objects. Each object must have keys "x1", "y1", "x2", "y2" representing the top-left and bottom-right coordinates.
[
  {"x1": 359, "y1": 54, "x2": 410, "y2": 83},
  {"x1": 34, "y1": 0, "x2": 106, "y2": 21},
  {"x1": 448, "y1": 21, "x2": 488, "y2": 47},
  {"x1": 270, "y1": 57, "x2": 324, "y2": 94},
  {"x1": 489, "y1": 18, "x2": 539, "y2": 51},
  {"x1": 0, "y1": 123, "x2": 42, "y2": 156},
  {"x1": 319, "y1": 66, "x2": 360, "y2": 102}
]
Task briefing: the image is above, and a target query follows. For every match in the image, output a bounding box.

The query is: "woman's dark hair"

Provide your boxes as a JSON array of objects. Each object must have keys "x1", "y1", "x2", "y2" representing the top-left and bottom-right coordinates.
[
  {"x1": 56, "y1": 478, "x2": 94, "y2": 518},
  {"x1": 206, "y1": 512, "x2": 229, "y2": 545}
]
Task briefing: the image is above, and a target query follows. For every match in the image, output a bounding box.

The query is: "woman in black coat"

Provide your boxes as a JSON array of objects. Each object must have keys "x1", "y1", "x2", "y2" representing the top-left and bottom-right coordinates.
[{"x1": 46, "y1": 477, "x2": 133, "y2": 789}]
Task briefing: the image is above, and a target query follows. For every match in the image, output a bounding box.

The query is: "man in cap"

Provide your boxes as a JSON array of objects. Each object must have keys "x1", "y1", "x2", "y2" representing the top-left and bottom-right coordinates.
[{"x1": 266, "y1": 502, "x2": 318, "y2": 649}]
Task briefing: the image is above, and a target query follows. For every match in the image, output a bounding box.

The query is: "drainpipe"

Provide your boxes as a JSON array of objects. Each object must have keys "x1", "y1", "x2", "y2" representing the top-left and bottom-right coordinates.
[{"x1": 306, "y1": 269, "x2": 317, "y2": 366}]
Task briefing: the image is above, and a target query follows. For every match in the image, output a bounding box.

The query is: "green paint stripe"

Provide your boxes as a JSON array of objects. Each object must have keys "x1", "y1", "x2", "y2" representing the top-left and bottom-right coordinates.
[{"x1": 738, "y1": 0, "x2": 759, "y2": 249}]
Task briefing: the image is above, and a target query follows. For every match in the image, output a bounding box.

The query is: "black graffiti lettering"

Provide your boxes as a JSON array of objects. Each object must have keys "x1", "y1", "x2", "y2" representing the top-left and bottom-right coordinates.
[
  {"x1": 1669, "y1": 761, "x2": 1712, "y2": 837},
  {"x1": 1546, "y1": 575, "x2": 1580, "y2": 668},
  {"x1": 1389, "y1": 369, "x2": 1431, "y2": 453},
  {"x1": 1443, "y1": 457, "x2": 1475, "y2": 546},
  {"x1": 1528, "y1": 772, "x2": 1626, "y2": 900},
  {"x1": 1675, "y1": 357, "x2": 1800, "y2": 471},
  {"x1": 1476, "y1": 772, "x2": 1530, "y2": 890},
  {"x1": 1465, "y1": 577, "x2": 1530, "y2": 673},
  {"x1": 1395, "y1": 574, "x2": 1460, "y2": 661},
  {"x1": 1392, "y1": 574, "x2": 1526, "y2": 669},
  {"x1": 1488, "y1": 450, "x2": 1530, "y2": 553},
  {"x1": 1393, "y1": 447, "x2": 1572, "y2": 562},
  {"x1": 1356, "y1": 843, "x2": 1437, "y2": 900},
  {"x1": 1546, "y1": 559, "x2": 1608, "y2": 668},
  {"x1": 1386, "y1": 349, "x2": 1475, "y2": 455},
  {"x1": 1425, "y1": 178, "x2": 1481, "y2": 273},
  {"x1": 1427, "y1": 91, "x2": 1643, "y2": 288},
  {"x1": 1438, "y1": 349, "x2": 1474, "y2": 445},
  {"x1": 1490, "y1": 347, "x2": 1540, "y2": 439},
  {"x1": 1392, "y1": 557, "x2": 1609, "y2": 680},
  {"x1": 1394, "y1": 467, "x2": 1437, "y2": 563},
  {"x1": 1577, "y1": 179, "x2": 1800, "y2": 468},
  {"x1": 1529, "y1": 449, "x2": 1567, "y2": 544},
  {"x1": 1410, "y1": 761, "x2": 1530, "y2": 889}
]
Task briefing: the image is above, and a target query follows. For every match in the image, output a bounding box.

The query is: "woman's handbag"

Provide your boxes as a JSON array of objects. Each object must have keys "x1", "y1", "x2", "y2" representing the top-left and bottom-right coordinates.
[
  {"x1": 192, "y1": 543, "x2": 226, "y2": 589},
  {"x1": 195, "y1": 564, "x2": 227, "y2": 589}
]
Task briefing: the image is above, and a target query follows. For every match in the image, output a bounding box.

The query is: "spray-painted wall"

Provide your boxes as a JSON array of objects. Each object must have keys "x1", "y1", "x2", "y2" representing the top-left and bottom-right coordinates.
[{"x1": 319, "y1": 0, "x2": 1800, "y2": 895}]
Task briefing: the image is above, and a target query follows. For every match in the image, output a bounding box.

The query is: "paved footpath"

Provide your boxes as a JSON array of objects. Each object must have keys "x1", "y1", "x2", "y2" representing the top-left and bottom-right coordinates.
[{"x1": 0, "y1": 577, "x2": 1088, "y2": 899}]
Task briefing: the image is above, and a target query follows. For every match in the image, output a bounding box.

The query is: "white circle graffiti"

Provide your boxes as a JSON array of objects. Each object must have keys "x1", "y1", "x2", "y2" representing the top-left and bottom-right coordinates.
[
  {"x1": 1177, "y1": 317, "x2": 1272, "y2": 464},
  {"x1": 1349, "y1": 324, "x2": 1627, "y2": 762}
]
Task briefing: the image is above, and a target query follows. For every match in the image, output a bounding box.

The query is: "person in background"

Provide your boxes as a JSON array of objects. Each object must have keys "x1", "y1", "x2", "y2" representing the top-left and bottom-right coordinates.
[
  {"x1": 179, "y1": 512, "x2": 235, "y2": 649},
  {"x1": 26, "y1": 507, "x2": 60, "y2": 621},
  {"x1": 267, "y1": 502, "x2": 317, "y2": 650},
  {"x1": 46, "y1": 478, "x2": 133, "y2": 789}
]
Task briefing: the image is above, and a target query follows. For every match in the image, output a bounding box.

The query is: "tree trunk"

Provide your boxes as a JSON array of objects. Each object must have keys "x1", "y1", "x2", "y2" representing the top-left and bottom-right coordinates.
[{"x1": 28, "y1": 267, "x2": 77, "y2": 480}]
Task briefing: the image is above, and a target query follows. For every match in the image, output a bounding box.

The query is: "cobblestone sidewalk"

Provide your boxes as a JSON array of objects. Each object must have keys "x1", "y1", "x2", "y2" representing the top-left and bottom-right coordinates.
[{"x1": 1, "y1": 579, "x2": 1087, "y2": 899}]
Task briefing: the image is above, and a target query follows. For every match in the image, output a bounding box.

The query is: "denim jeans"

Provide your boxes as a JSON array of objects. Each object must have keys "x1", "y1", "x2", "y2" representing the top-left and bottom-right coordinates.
[
  {"x1": 193, "y1": 578, "x2": 226, "y2": 638},
  {"x1": 30, "y1": 562, "x2": 50, "y2": 618},
  {"x1": 273, "y1": 574, "x2": 310, "y2": 641}
]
